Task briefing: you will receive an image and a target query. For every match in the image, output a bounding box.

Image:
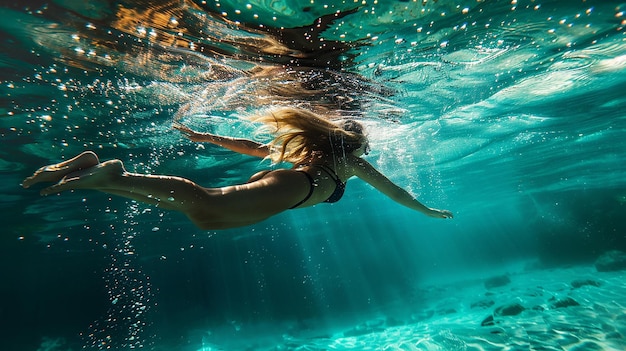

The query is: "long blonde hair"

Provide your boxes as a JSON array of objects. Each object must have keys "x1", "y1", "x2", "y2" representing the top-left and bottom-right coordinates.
[{"x1": 251, "y1": 107, "x2": 367, "y2": 164}]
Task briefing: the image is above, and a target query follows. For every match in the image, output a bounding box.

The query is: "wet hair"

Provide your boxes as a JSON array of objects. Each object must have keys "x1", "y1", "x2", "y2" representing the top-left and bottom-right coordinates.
[
  {"x1": 336, "y1": 119, "x2": 370, "y2": 155},
  {"x1": 250, "y1": 107, "x2": 367, "y2": 164}
]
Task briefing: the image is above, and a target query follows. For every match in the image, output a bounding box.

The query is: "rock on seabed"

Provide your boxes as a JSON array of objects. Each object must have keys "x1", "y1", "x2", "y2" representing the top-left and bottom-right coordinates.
[{"x1": 595, "y1": 250, "x2": 626, "y2": 272}]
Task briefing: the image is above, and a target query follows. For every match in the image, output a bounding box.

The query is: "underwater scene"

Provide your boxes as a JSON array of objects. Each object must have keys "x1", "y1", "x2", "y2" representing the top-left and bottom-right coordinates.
[{"x1": 1, "y1": 0, "x2": 626, "y2": 350}]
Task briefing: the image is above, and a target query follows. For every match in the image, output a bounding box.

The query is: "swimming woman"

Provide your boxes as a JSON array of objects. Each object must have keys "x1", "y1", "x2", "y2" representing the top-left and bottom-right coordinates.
[{"x1": 22, "y1": 107, "x2": 453, "y2": 229}]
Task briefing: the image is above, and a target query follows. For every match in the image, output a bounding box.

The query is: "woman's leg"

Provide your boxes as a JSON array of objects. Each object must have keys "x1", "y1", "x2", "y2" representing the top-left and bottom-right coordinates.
[{"x1": 24, "y1": 153, "x2": 312, "y2": 229}]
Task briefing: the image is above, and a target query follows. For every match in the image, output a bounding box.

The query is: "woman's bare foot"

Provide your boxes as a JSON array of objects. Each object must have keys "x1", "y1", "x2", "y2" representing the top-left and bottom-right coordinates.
[
  {"x1": 22, "y1": 151, "x2": 100, "y2": 188},
  {"x1": 40, "y1": 159, "x2": 126, "y2": 195}
]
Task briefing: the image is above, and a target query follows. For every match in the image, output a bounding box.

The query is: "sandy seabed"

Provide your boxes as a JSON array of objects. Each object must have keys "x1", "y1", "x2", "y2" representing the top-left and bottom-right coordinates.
[
  {"x1": 240, "y1": 264, "x2": 626, "y2": 351},
  {"x1": 32, "y1": 264, "x2": 626, "y2": 351}
]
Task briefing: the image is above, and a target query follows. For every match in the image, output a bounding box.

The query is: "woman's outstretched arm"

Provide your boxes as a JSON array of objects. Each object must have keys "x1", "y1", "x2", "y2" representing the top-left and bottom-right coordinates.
[
  {"x1": 349, "y1": 156, "x2": 453, "y2": 219},
  {"x1": 173, "y1": 123, "x2": 270, "y2": 158}
]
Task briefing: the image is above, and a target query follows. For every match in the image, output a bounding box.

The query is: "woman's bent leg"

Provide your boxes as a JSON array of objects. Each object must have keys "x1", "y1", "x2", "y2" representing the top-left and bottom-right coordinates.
[
  {"x1": 30, "y1": 157, "x2": 312, "y2": 229},
  {"x1": 39, "y1": 159, "x2": 218, "y2": 213}
]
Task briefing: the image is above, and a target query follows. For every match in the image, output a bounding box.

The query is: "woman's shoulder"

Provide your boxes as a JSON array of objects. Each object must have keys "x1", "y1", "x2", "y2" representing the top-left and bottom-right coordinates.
[
  {"x1": 344, "y1": 154, "x2": 368, "y2": 167},
  {"x1": 335, "y1": 155, "x2": 368, "y2": 177}
]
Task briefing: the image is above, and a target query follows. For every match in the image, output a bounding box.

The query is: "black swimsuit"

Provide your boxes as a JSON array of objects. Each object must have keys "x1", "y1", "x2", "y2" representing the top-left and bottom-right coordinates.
[
  {"x1": 317, "y1": 165, "x2": 346, "y2": 203},
  {"x1": 289, "y1": 164, "x2": 346, "y2": 209}
]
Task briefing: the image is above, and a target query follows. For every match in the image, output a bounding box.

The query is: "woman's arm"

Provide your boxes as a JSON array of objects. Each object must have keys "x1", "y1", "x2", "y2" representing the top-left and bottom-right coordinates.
[
  {"x1": 349, "y1": 156, "x2": 453, "y2": 219},
  {"x1": 173, "y1": 123, "x2": 270, "y2": 158}
]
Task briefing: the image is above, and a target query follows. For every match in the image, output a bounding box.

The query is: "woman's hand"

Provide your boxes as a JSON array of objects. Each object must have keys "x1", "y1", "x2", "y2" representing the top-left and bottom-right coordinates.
[
  {"x1": 173, "y1": 122, "x2": 211, "y2": 142},
  {"x1": 427, "y1": 208, "x2": 454, "y2": 219}
]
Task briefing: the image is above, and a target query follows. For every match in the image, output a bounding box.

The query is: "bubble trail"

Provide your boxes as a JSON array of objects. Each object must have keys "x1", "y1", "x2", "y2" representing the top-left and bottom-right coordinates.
[{"x1": 81, "y1": 202, "x2": 154, "y2": 350}]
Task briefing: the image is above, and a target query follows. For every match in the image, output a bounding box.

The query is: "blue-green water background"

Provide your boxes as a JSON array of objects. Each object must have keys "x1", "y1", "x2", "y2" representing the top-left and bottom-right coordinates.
[{"x1": 1, "y1": 0, "x2": 625, "y2": 350}]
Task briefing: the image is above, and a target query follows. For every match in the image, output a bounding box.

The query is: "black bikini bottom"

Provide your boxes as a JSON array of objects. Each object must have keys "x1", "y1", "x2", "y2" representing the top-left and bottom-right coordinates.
[{"x1": 289, "y1": 171, "x2": 315, "y2": 209}]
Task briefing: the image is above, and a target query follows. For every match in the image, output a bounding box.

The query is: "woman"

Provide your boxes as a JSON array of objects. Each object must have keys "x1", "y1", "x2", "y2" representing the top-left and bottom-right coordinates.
[{"x1": 22, "y1": 107, "x2": 453, "y2": 229}]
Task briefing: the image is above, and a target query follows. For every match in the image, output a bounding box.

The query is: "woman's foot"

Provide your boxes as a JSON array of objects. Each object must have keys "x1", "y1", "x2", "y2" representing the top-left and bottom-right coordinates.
[
  {"x1": 22, "y1": 151, "x2": 100, "y2": 188},
  {"x1": 40, "y1": 159, "x2": 126, "y2": 195},
  {"x1": 38, "y1": 159, "x2": 126, "y2": 195}
]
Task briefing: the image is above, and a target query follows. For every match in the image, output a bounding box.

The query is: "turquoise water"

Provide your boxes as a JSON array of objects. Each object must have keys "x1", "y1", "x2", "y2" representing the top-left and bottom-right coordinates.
[{"x1": 1, "y1": 0, "x2": 626, "y2": 350}]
